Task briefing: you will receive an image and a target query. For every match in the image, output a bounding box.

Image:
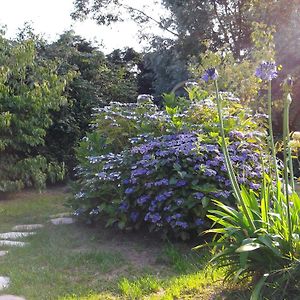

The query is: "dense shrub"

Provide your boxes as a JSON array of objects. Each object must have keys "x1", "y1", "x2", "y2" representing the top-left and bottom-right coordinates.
[
  {"x1": 0, "y1": 35, "x2": 74, "y2": 192},
  {"x1": 71, "y1": 91, "x2": 268, "y2": 239}
]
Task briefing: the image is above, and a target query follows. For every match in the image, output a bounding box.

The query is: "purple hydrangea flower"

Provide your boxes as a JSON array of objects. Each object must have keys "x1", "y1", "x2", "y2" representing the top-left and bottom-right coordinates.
[
  {"x1": 175, "y1": 221, "x2": 188, "y2": 229},
  {"x1": 176, "y1": 198, "x2": 184, "y2": 205},
  {"x1": 255, "y1": 61, "x2": 278, "y2": 81},
  {"x1": 154, "y1": 178, "x2": 169, "y2": 186},
  {"x1": 202, "y1": 68, "x2": 219, "y2": 82},
  {"x1": 195, "y1": 218, "x2": 205, "y2": 226},
  {"x1": 130, "y1": 211, "x2": 139, "y2": 222},
  {"x1": 125, "y1": 187, "x2": 135, "y2": 195},
  {"x1": 250, "y1": 182, "x2": 261, "y2": 190},
  {"x1": 176, "y1": 180, "x2": 187, "y2": 187},
  {"x1": 123, "y1": 178, "x2": 130, "y2": 185},
  {"x1": 193, "y1": 192, "x2": 204, "y2": 200},
  {"x1": 119, "y1": 202, "x2": 129, "y2": 212},
  {"x1": 137, "y1": 195, "x2": 150, "y2": 205},
  {"x1": 204, "y1": 168, "x2": 217, "y2": 177}
]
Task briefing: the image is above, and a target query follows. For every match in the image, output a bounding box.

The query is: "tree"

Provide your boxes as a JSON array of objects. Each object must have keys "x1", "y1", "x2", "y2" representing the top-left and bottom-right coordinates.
[
  {"x1": 38, "y1": 31, "x2": 140, "y2": 175},
  {"x1": 0, "y1": 34, "x2": 74, "y2": 192}
]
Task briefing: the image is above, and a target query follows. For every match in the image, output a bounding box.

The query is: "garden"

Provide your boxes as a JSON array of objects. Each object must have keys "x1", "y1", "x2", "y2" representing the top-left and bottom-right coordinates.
[{"x1": 1, "y1": 1, "x2": 300, "y2": 299}]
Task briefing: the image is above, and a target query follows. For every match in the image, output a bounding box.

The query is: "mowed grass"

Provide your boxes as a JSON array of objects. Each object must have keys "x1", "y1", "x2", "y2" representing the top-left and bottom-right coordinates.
[{"x1": 0, "y1": 187, "x2": 242, "y2": 300}]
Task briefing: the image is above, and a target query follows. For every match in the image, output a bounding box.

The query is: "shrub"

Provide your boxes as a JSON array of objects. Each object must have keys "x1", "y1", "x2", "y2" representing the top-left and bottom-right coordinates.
[
  {"x1": 0, "y1": 35, "x2": 74, "y2": 192},
  {"x1": 71, "y1": 92, "x2": 267, "y2": 239}
]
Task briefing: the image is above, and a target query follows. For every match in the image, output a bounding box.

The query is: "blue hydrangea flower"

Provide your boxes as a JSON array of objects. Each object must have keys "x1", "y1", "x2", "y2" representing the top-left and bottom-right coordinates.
[
  {"x1": 202, "y1": 68, "x2": 219, "y2": 82},
  {"x1": 255, "y1": 61, "x2": 278, "y2": 81}
]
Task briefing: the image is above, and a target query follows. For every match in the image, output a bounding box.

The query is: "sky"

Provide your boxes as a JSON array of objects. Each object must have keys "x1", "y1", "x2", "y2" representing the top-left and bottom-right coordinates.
[{"x1": 0, "y1": 0, "x2": 170, "y2": 53}]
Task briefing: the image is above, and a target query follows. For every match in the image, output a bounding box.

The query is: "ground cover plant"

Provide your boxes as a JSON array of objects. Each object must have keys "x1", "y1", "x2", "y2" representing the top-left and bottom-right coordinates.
[{"x1": 70, "y1": 88, "x2": 268, "y2": 239}]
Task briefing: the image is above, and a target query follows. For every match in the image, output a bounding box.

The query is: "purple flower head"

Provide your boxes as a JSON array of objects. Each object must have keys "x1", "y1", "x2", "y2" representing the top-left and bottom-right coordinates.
[
  {"x1": 202, "y1": 68, "x2": 219, "y2": 82},
  {"x1": 255, "y1": 61, "x2": 278, "y2": 81},
  {"x1": 154, "y1": 178, "x2": 169, "y2": 186},
  {"x1": 195, "y1": 218, "x2": 205, "y2": 226},
  {"x1": 123, "y1": 178, "x2": 130, "y2": 185},
  {"x1": 125, "y1": 187, "x2": 134, "y2": 195},
  {"x1": 119, "y1": 201, "x2": 129, "y2": 212},
  {"x1": 193, "y1": 192, "x2": 204, "y2": 200},
  {"x1": 130, "y1": 211, "x2": 139, "y2": 222},
  {"x1": 176, "y1": 198, "x2": 184, "y2": 205},
  {"x1": 145, "y1": 212, "x2": 161, "y2": 223},
  {"x1": 250, "y1": 182, "x2": 261, "y2": 190},
  {"x1": 204, "y1": 168, "x2": 217, "y2": 177},
  {"x1": 176, "y1": 180, "x2": 187, "y2": 187},
  {"x1": 175, "y1": 221, "x2": 188, "y2": 229},
  {"x1": 137, "y1": 195, "x2": 150, "y2": 205}
]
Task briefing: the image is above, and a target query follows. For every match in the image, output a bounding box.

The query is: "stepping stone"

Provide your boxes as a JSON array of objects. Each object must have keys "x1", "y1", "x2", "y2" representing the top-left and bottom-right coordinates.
[
  {"x1": 12, "y1": 224, "x2": 43, "y2": 231},
  {"x1": 0, "y1": 296, "x2": 26, "y2": 300},
  {"x1": 0, "y1": 241, "x2": 28, "y2": 247},
  {"x1": 0, "y1": 251, "x2": 8, "y2": 257},
  {"x1": 0, "y1": 232, "x2": 36, "y2": 240},
  {"x1": 50, "y1": 212, "x2": 72, "y2": 218},
  {"x1": 50, "y1": 217, "x2": 74, "y2": 225},
  {"x1": 0, "y1": 277, "x2": 10, "y2": 290}
]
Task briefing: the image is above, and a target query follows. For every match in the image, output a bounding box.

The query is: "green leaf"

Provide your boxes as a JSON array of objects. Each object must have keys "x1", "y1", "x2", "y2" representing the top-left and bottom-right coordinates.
[
  {"x1": 236, "y1": 243, "x2": 262, "y2": 253},
  {"x1": 250, "y1": 274, "x2": 269, "y2": 300}
]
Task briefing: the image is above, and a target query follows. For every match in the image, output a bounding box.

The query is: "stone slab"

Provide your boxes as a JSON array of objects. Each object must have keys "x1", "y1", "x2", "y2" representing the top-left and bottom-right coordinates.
[
  {"x1": 50, "y1": 217, "x2": 74, "y2": 225},
  {"x1": 0, "y1": 232, "x2": 36, "y2": 240},
  {"x1": 0, "y1": 277, "x2": 10, "y2": 290},
  {"x1": 0, "y1": 241, "x2": 28, "y2": 247},
  {"x1": 12, "y1": 224, "x2": 43, "y2": 231},
  {"x1": 0, "y1": 296, "x2": 26, "y2": 300},
  {"x1": 0, "y1": 251, "x2": 8, "y2": 257},
  {"x1": 50, "y1": 212, "x2": 72, "y2": 218}
]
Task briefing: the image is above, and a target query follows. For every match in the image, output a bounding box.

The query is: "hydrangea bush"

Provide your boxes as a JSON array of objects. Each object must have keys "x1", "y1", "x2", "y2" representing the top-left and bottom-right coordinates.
[{"x1": 71, "y1": 90, "x2": 268, "y2": 239}]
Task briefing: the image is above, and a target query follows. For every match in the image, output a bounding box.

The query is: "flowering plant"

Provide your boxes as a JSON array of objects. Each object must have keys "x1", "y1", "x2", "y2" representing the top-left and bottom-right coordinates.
[{"x1": 197, "y1": 63, "x2": 300, "y2": 299}]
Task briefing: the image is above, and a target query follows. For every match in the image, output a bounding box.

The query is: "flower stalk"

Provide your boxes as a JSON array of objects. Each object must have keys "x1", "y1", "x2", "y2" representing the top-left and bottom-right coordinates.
[
  {"x1": 283, "y1": 92, "x2": 293, "y2": 249},
  {"x1": 213, "y1": 79, "x2": 255, "y2": 231}
]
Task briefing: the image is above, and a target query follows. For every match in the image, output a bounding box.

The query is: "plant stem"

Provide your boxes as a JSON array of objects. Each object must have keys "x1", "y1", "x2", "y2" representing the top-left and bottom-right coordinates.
[
  {"x1": 267, "y1": 81, "x2": 280, "y2": 189},
  {"x1": 214, "y1": 80, "x2": 255, "y2": 231},
  {"x1": 283, "y1": 93, "x2": 293, "y2": 251},
  {"x1": 286, "y1": 94, "x2": 295, "y2": 191}
]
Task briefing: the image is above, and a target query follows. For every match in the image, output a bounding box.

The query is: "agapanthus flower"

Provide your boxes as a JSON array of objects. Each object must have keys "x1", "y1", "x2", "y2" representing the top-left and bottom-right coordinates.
[
  {"x1": 255, "y1": 61, "x2": 278, "y2": 81},
  {"x1": 202, "y1": 68, "x2": 219, "y2": 82}
]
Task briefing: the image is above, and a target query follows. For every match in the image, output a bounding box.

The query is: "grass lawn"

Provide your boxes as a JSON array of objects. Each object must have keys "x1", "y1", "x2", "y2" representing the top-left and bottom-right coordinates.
[{"x1": 0, "y1": 187, "x2": 245, "y2": 300}]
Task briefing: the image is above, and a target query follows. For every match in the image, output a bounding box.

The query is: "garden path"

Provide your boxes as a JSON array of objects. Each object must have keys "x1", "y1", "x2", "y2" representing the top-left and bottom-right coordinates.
[{"x1": 0, "y1": 215, "x2": 74, "y2": 299}]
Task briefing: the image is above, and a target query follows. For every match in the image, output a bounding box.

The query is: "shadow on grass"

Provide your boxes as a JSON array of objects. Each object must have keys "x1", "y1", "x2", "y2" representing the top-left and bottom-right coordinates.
[{"x1": 0, "y1": 187, "x2": 247, "y2": 300}]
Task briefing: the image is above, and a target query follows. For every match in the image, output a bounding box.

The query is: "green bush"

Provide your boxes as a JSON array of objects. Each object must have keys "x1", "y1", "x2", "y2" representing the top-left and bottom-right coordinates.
[
  {"x1": 0, "y1": 34, "x2": 74, "y2": 192},
  {"x1": 71, "y1": 91, "x2": 267, "y2": 239}
]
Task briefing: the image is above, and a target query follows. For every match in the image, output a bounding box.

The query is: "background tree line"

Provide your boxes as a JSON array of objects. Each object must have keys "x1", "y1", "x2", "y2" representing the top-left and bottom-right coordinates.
[{"x1": 1, "y1": 0, "x2": 299, "y2": 192}]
